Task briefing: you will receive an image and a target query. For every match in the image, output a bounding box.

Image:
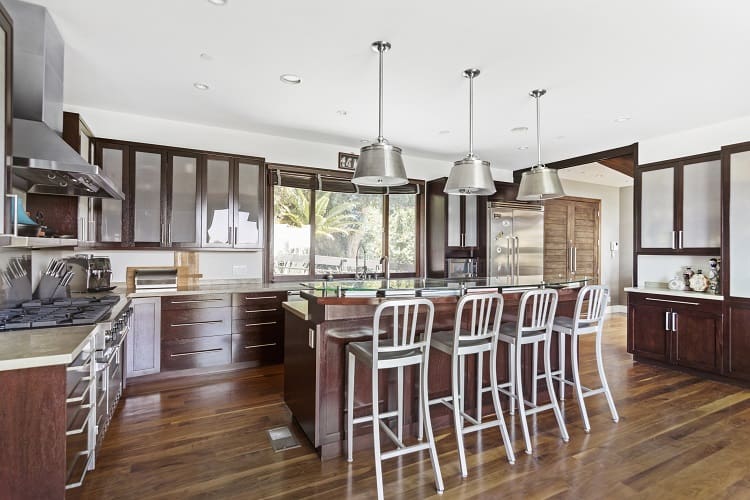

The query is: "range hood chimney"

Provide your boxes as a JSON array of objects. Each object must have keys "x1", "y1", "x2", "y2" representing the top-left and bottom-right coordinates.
[{"x1": 3, "y1": 0, "x2": 124, "y2": 200}]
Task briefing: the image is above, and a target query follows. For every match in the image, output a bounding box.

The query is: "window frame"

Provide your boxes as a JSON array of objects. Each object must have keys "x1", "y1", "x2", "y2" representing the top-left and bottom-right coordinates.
[{"x1": 265, "y1": 163, "x2": 424, "y2": 282}]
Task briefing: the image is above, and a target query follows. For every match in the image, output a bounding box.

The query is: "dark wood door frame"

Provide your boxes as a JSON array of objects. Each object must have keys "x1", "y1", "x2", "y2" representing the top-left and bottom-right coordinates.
[{"x1": 512, "y1": 143, "x2": 638, "y2": 183}]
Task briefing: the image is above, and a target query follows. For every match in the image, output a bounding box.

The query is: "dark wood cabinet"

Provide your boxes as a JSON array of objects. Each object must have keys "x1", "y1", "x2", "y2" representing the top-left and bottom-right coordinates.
[
  {"x1": 628, "y1": 292, "x2": 722, "y2": 374},
  {"x1": 161, "y1": 307, "x2": 232, "y2": 340},
  {"x1": 231, "y1": 291, "x2": 286, "y2": 368},
  {"x1": 161, "y1": 336, "x2": 232, "y2": 371},
  {"x1": 724, "y1": 299, "x2": 750, "y2": 381}
]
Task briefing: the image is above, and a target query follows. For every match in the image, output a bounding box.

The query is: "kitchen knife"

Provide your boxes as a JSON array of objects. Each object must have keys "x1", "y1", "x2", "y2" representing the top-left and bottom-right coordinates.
[
  {"x1": 45, "y1": 259, "x2": 55, "y2": 276},
  {"x1": 13, "y1": 259, "x2": 26, "y2": 277}
]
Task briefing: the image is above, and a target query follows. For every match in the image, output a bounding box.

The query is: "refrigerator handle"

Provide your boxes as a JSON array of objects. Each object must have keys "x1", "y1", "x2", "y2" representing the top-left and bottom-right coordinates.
[
  {"x1": 506, "y1": 237, "x2": 512, "y2": 279},
  {"x1": 514, "y1": 236, "x2": 520, "y2": 282}
]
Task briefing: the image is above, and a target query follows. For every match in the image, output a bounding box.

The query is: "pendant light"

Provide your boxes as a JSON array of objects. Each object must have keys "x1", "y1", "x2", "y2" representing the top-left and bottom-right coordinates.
[
  {"x1": 517, "y1": 89, "x2": 565, "y2": 200},
  {"x1": 444, "y1": 69, "x2": 496, "y2": 195},
  {"x1": 352, "y1": 41, "x2": 408, "y2": 187}
]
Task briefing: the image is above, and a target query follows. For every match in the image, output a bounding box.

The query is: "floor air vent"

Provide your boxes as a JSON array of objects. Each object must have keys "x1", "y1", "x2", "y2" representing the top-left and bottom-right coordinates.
[{"x1": 267, "y1": 426, "x2": 300, "y2": 452}]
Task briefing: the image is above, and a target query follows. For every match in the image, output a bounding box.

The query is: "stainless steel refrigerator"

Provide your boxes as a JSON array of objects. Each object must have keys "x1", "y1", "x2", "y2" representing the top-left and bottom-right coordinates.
[{"x1": 487, "y1": 202, "x2": 544, "y2": 284}]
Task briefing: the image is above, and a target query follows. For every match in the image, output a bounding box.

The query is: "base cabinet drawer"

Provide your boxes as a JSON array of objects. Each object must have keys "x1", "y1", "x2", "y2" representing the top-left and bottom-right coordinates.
[
  {"x1": 162, "y1": 307, "x2": 231, "y2": 340},
  {"x1": 162, "y1": 294, "x2": 231, "y2": 310},
  {"x1": 232, "y1": 332, "x2": 283, "y2": 365},
  {"x1": 161, "y1": 336, "x2": 232, "y2": 371},
  {"x1": 232, "y1": 292, "x2": 287, "y2": 307}
]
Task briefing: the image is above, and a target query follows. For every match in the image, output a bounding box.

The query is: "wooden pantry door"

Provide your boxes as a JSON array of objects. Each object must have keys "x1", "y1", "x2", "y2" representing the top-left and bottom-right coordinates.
[{"x1": 543, "y1": 197, "x2": 600, "y2": 284}]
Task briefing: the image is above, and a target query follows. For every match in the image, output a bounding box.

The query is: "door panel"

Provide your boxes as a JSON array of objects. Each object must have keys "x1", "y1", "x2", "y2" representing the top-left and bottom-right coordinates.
[
  {"x1": 133, "y1": 150, "x2": 164, "y2": 245},
  {"x1": 204, "y1": 157, "x2": 232, "y2": 247},
  {"x1": 464, "y1": 195, "x2": 478, "y2": 247},
  {"x1": 513, "y1": 208, "x2": 544, "y2": 283},
  {"x1": 488, "y1": 209, "x2": 513, "y2": 282},
  {"x1": 641, "y1": 167, "x2": 675, "y2": 248},
  {"x1": 234, "y1": 160, "x2": 263, "y2": 248},
  {"x1": 682, "y1": 160, "x2": 721, "y2": 248},
  {"x1": 673, "y1": 308, "x2": 721, "y2": 373},
  {"x1": 543, "y1": 200, "x2": 570, "y2": 282},
  {"x1": 573, "y1": 202, "x2": 598, "y2": 284},
  {"x1": 447, "y1": 195, "x2": 461, "y2": 247},
  {"x1": 729, "y1": 151, "x2": 750, "y2": 298},
  {"x1": 169, "y1": 154, "x2": 201, "y2": 247},
  {"x1": 631, "y1": 303, "x2": 669, "y2": 362},
  {"x1": 727, "y1": 301, "x2": 750, "y2": 380},
  {"x1": 98, "y1": 145, "x2": 127, "y2": 243}
]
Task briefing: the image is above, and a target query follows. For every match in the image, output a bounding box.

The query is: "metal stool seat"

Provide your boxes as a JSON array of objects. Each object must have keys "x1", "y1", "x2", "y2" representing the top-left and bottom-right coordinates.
[
  {"x1": 492, "y1": 288, "x2": 569, "y2": 455},
  {"x1": 549, "y1": 284, "x2": 619, "y2": 433},
  {"x1": 428, "y1": 293, "x2": 515, "y2": 478},
  {"x1": 346, "y1": 299, "x2": 443, "y2": 500}
]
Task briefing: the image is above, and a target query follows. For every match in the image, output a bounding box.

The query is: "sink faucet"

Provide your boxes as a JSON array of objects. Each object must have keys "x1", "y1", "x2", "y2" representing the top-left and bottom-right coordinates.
[
  {"x1": 380, "y1": 255, "x2": 390, "y2": 282},
  {"x1": 355, "y1": 243, "x2": 367, "y2": 279}
]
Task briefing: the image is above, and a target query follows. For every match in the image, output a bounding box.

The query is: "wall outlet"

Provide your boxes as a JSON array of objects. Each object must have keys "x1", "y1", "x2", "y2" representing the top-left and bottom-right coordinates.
[{"x1": 232, "y1": 264, "x2": 248, "y2": 276}]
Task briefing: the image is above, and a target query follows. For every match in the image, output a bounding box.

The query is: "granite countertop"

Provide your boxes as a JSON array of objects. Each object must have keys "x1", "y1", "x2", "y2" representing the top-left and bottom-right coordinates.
[
  {"x1": 624, "y1": 286, "x2": 724, "y2": 301},
  {"x1": 0, "y1": 325, "x2": 95, "y2": 371},
  {"x1": 282, "y1": 301, "x2": 309, "y2": 321},
  {"x1": 126, "y1": 280, "x2": 305, "y2": 298}
]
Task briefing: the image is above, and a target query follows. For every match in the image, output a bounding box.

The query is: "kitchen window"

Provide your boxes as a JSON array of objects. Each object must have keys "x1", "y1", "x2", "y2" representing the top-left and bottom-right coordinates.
[{"x1": 269, "y1": 166, "x2": 422, "y2": 281}]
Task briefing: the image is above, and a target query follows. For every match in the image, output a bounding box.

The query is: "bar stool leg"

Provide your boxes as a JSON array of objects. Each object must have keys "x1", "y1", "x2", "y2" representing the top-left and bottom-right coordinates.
[
  {"x1": 531, "y1": 343, "x2": 539, "y2": 406},
  {"x1": 545, "y1": 335, "x2": 569, "y2": 442},
  {"x1": 476, "y1": 351, "x2": 483, "y2": 423},
  {"x1": 570, "y1": 332, "x2": 590, "y2": 432},
  {"x1": 515, "y1": 343, "x2": 533, "y2": 454},
  {"x1": 490, "y1": 343, "x2": 515, "y2": 465},
  {"x1": 558, "y1": 330, "x2": 566, "y2": 400},
  {"x1": 508, "y1": 344, "x2": 516, "y2": 415},
  {"x1": 452, "y1": 351, "x2": 468, "y2": 478},
  {"x1": 397, "y1": 366, "x2": 404, "y2": 442},
  {"x1": 347, "y1": 350, "x2": 355, "y2": 463},
  {"x1": 422, "y1": 355, "x2": 445, "y2": 493},
  {"x1": 372, "y1": 366, "x2": 385, "y2": 500},
  {"x1": 418, "y1": 365, "x2": 424, "y2": 441},
  {"x1": 459, "y1": 354, "x2": 466, "y2": 427},
  {"x1": 596, "y1": 330, "x2": 620, "y2": 423}
]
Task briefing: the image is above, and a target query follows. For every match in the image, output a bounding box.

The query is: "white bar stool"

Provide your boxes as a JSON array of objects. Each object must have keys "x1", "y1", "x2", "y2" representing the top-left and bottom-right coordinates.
[
  {"x1": 346, "y1": 298, "x2": 443, "y2": 500},
  {"x1": 495, "y1": 288, "x2": 569, "y2": 455},
  {"x1": 549, "y1": 284, "x2": 619, "y2": 432},
  {"x1": 428, "y1": 292, "x2": 515, "y2": 478}
]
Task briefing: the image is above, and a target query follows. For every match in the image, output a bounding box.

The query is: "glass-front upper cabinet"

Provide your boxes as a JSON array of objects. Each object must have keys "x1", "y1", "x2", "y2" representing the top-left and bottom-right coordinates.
[
  {"x1": 132, "y1": 148, "x2": 165, "y2": 246},
  {"x1": 728, "y1": 148, "x2": 750, "y2": 298},
  {"x1": 167, "y1": 153, "x2": 201, "y2": 247},
  {"x1": 447, "y1": 194, "x2": 477, "y2": 248},
  {"x1": 0, "y1": 6, "x2": 10, "y2": 233},
  {"x1": 638, "y1": 153, "x2": 721, "y2": 253},
  {"x1": 94, "y1": 141, "x2": 129, "y2": 245},
  {"x1": 202, "y1": 156, "x2": 265, "y2": 248}
]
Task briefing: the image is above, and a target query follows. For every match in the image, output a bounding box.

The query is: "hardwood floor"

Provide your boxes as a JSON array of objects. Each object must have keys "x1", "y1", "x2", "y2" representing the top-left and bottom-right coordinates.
[{"x1": 70, "y1": 314, "x2": 750, "y2": 499}]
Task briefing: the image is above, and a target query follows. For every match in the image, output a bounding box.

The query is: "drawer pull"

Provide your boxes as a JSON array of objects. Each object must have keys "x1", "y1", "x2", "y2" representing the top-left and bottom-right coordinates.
[
  {"x1": 244, "y1": 296, "x2": 279, "y2": 300},
  {"x1": 644, "y1": 297, "x2": 700, "y2": 306},
  {"x1": 245, "y1": 308, "x2": 277, "y2": 313},
  {"x1": 170, "y1": 320, "x2": 224, "y2": 327},
  {"x1": 170, "y1": 298, "x2": 225, "y2": 304},
  {"x1": 243, "y1": 342, "x2": 277, "y2": 349},
  {"x1": 244, "y1": 321, "x2": 277, "y2": 327},
  {"x1": 170, "y1": 348, "x2": 223, "y2": 357}
]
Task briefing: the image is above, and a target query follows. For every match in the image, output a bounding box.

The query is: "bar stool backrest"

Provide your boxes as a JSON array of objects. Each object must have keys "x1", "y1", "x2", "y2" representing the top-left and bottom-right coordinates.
[
  {"x1": 515, "y1": 288, "x2": 559, "y2": 338},
  {"x1": 573, "y1": 285, "x2": 609, "y2": 332},
  {"x1": 373, "y1": 298, "x2": 435, "y2": 362},
  {"x1": 454, "y1": 293, "x2": 504, "y2": 349}
]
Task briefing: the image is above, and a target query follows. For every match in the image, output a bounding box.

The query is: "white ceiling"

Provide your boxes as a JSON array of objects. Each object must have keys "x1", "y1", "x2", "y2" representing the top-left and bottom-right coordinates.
[
  {"x1": 558, "y1": 162, "x2": 634, "y2": 188},
  {"x1": 28, "y1": 0, "x2": 750, "y2": 172}
]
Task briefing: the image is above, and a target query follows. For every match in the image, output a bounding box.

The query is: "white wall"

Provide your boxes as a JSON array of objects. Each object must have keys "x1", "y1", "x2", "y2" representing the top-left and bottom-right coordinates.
[
  {"x1": 639, "y1": 114, "x2": 750, "y2": 164},
  {"x1": 558, "y1": 178, "x2": 622, "y2": 304},
  {"x1": 637, "y1": 254, "x2": 719, "y2": 287}
]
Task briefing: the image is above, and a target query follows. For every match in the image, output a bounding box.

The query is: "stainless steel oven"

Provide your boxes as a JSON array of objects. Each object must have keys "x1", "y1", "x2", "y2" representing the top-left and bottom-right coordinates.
[{"x1": 446, "y1": 258, "x2": 478, "y2": 278}]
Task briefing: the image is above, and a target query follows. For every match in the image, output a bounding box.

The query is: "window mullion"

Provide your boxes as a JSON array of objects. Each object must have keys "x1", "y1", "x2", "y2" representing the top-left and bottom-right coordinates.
[{"x1": 309, "y1": 188, "x2": 316, "y2": 279}]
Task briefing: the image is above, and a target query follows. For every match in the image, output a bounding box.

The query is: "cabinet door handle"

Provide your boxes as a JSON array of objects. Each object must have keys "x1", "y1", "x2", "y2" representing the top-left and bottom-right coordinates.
[
  {"x1": 244, "y1": 321, "x2": 277, "y2": 327},
  {"x1": 664, "y1": 311, "x2": 670, "y2": 331},
  {"x1": 573, "y1": 247, "x2": 577, "y2": 273},
  {"x1": 245, "y1": 308, "x2": 277, "y2": 313},
  {"x1": 170, "y1": 320, "x2": 223, "y2": 327},
  {"x1": 170, "y1": 298, "x2": 225, "y2": 304},
  {"x1": 228, "y1": 227, "x2": 232, "y2": 244},
  {"x1": 170, "y1": 348, "x2": 222, "y2": 357},
  {"x1": 243, "y1": 342, "x2": 277, "y2": 350},
  {"x1": 244, "y1": 296, "x2": 279, "y2": 300},
  {"x1": 678, "y1": 230, "x2": 683, "y2": 249},
  {"x1": 168, "y1": 223, "x2": 172, "y2": 245},
  {"x1": 672, "y1": 312, "x2": 678, "y2": 332},
  {"x1": 234, "y1": 227, "x2": 238, "y2": 246},
  {"x1": 645, "y1": 297, "x2": 699, "y2": 306},
  {"x1": 671, "y1": 230, "x2": 676, "y2": 249}
]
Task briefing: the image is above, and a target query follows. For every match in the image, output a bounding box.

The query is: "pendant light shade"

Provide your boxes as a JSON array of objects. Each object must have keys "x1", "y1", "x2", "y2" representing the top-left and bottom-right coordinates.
[
  {"x1": 517, "y1": 89, "x2": 565, "y2": 201},
  {"x1": 444, "y1": 69, "x2": 496, "y2": 195},
  {"x1": 353, "y1": 41, "x2": 408, "y2": 187}
]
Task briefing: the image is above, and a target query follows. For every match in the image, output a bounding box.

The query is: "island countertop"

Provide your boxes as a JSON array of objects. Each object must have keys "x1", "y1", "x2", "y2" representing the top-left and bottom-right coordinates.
[{"x1": 0, "y1": 325, "x2": 95, "y2": 371}]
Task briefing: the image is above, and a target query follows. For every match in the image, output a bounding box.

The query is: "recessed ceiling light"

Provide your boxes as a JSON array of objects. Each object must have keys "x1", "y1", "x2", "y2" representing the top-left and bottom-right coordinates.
[
  {"x1": 517, "y1": 145, "x2": 529, "y2": 150},
  {"x1": 199, "y1": 52, "x2": 212, "y2": 61},
  {"x1": 511, "y1": 126, "x2": 528, "y2": 133},
  {"x1": 280, "y1": 74, "x2": 302, "y2": 85},
  {"x1": 614, "y1": 116, "x2": 631, "y2": 122},
  {"x1": 207, "y1": 0, "x2": 227, "y2": 5},
  {"x1": 359, "y1": 138, "x2": 370, "y2": 144},
  {"x1": 336, "y1": 110, "x2": 348, "y2": 116},
  {"x1": 193, "y1": 82, "x2": 210, "y2": 90},
  {"x1": 438, "y1": 130, "x2": 451, "y2": 135}
]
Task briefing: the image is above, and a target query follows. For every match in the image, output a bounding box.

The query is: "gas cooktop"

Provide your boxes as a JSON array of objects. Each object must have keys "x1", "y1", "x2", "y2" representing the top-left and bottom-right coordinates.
[{"x1": 0, "y1": 295, "x2": 120, "y2": 330}]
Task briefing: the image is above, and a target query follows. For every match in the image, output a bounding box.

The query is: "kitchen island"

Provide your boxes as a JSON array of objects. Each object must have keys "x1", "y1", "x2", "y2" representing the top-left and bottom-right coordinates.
[{"x1": 283, "y1": 278, "x2": 588, "y2": 459}]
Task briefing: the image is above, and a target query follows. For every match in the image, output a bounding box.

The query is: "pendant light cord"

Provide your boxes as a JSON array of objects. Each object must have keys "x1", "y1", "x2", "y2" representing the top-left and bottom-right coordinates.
[
  {"x1": 469, "y1": 73, "x2": 474, "y2": 157},
  {"x1": 535, "y1": 92, "x2": 542, "y2": 167},
  {"x1": 378, "y1": 45, "x2": 384, "y2": 143}
]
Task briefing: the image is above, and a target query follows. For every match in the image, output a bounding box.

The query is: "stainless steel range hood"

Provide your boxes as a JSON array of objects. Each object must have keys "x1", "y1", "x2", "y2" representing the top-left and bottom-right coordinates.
[{"x1": 4, "y1": 0, "x2": 124, "y2": 200}]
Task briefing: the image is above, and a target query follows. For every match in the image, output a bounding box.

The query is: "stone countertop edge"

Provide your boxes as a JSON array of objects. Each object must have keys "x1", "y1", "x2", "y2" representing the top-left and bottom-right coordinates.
[
  {"x1": 0, "y1": 325, "x2": 96, "y2": 372},
  {"x1": 282, "y1": 301, "x2": 309, "y2": 321},
  {"x1": 624, "y1": 287, "x2": 724, "y2": 301},
  {"x1": 124, "y1": 281, "x2": 304, "y2": 298}
]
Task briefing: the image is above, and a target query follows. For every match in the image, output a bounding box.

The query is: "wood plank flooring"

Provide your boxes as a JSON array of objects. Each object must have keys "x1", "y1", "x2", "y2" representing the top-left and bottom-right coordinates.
[{"x1": 69, "y1": 314, "x2": 750, "y2": 499}]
